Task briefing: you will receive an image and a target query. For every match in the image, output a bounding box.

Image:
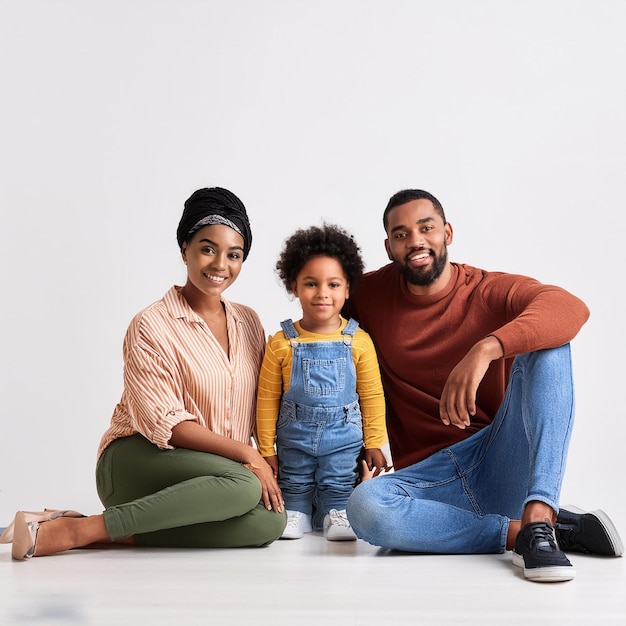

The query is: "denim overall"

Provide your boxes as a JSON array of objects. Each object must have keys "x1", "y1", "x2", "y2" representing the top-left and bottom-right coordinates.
[{"x1": 277, "y1": 318, "x2": 364, "y2": 519}]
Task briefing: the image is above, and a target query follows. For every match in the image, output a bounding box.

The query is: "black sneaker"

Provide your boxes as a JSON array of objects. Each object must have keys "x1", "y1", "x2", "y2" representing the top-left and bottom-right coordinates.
[
  {"x1": 512, "y1": 520, "x2": 575, "y2": 582},
  {"x1": 556, "y1": 505, "x2": 624, "y2": 556}
]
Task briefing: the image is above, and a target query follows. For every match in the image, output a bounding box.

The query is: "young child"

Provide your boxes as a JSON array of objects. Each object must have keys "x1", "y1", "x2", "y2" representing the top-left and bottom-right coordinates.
[{"x1": 256, "y1": 224, "x2": 389, "y2": 541}]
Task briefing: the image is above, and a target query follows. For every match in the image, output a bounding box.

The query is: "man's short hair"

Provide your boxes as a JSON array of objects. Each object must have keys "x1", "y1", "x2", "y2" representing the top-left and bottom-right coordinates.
[{"x1": 383, "y1": 189, "x2": 447, "y2": 231}]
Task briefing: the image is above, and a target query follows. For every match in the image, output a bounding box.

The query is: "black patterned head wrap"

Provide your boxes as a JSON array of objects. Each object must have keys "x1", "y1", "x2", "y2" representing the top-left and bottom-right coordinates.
[{"x1": 176, "y1": 187, "x2": 252, "y2": 261}]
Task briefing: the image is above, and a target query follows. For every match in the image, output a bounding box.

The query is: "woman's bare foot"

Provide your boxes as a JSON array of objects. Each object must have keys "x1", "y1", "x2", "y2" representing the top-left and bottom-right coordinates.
[{"x1": 31, "y1": 515, "x2": 111, "y2": 557}]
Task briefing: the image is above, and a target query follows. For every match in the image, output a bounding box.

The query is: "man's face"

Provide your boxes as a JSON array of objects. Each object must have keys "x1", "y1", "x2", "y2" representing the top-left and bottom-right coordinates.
[{"x1": 384, "y1": 199, "x2": 452, "y2": 288}]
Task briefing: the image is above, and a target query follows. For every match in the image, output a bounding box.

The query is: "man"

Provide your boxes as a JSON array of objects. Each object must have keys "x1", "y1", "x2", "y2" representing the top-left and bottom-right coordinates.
[{"x1": 345, "y1": 189, "x2": 623, "y2": 582}]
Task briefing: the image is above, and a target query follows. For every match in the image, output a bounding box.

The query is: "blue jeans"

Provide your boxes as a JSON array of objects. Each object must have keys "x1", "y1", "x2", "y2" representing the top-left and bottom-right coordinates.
[{"x1": 346, "y1": 345, "x2": 575, "y2": 554}]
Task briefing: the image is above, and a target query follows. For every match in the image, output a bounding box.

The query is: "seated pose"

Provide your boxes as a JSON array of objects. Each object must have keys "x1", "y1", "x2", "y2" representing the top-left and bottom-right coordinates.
[
  {"x1": 256, "y1": 224, "x2": 388, "y2": 541},
  {"x1": 6, "y1": 187, "x2": 286, "y2": 560},
  {"x1": 344, "y1": 188, "x2": 623, "y2": 582}
]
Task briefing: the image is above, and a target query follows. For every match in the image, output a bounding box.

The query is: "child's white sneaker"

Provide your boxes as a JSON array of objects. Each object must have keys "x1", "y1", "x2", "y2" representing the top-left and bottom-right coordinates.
[
  {"x1": 281, "y1": 510, "x2": 312, "y2": 539},
  {"x1": 323, "y1": 509, "x2": 356, "y2": 541}
]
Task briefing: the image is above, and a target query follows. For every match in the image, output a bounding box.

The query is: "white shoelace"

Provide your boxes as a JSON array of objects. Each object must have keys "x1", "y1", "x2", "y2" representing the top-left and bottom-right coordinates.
[
  {"x1": 328, "y1": 509, "x2": 351, "y2": 527},
  {"x1": 286, "y1": 513, "x2": 303, "y2": 529}
]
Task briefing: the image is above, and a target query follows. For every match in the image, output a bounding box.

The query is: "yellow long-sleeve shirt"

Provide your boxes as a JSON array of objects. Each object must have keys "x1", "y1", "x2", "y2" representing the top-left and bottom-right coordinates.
[{"x1": 256, "y1": 318, "x2": 387, "y2": 457}]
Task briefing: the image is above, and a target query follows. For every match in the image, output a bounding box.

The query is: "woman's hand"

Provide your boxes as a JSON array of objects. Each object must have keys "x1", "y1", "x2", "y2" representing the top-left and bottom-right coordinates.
[{"x1": 243, "y1": 454, "x2": 284, "y2": 513}]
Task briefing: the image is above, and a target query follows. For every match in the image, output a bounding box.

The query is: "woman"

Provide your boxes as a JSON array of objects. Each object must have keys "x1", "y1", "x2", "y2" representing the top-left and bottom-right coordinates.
[{"x1": 9, "y1": 187, "x2": 286, "y2": 559}]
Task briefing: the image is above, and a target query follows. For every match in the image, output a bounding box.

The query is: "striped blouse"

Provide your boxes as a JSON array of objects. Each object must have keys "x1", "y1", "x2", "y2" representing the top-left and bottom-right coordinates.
[{"x1": 97, "y1": 286, "x2": 266, "y2": 459}]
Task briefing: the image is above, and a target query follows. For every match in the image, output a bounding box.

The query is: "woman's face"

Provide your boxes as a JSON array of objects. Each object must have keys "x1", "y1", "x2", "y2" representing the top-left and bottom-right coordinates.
[{"x1": 181, "y1": 224, "x2": 245, "y2": 299}]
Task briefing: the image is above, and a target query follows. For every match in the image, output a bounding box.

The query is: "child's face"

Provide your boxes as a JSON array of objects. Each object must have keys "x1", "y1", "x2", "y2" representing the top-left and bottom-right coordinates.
[{"x1": 293, "y1": 255, "x2": 349, "y2": 332}]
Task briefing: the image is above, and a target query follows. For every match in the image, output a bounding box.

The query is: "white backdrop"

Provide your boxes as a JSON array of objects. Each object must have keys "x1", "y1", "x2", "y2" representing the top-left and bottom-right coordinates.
[{"x1": 1, "y1": 0, "x2": 624, "y2": 532}]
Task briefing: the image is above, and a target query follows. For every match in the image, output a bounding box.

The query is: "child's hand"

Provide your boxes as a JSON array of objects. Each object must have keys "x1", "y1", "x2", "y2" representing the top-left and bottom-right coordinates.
[
  {"x1": 264, "y1": 454, "x2": 279, "y2": 478},
  {"x1": 359, "y1": 460, "x2": 374, "y2": 482},
  {"x1": 360, "y1": 449, "x2": 392, "y2": 481}
]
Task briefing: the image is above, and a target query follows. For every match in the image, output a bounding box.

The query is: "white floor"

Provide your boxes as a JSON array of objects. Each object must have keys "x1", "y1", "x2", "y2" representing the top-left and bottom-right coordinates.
[{"x1": 1, "y1": 532, "x2": 625, "y2": 626}]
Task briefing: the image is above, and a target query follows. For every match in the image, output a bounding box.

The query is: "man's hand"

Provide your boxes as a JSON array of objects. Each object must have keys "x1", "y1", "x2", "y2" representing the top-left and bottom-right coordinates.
[{"x1": 439, "y1": 336, "x2": 503, "y2": 428}]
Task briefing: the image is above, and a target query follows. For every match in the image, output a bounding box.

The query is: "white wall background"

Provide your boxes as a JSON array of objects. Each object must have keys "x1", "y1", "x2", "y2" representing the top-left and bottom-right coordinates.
[{"x1": 1, "y1": 0, "x2": 624, "y2": 532}]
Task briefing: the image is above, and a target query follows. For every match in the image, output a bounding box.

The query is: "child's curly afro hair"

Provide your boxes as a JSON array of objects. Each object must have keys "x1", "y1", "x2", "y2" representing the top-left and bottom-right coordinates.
[{"x1": 276, "y1": 223, "x2": 365, "y2": 294}]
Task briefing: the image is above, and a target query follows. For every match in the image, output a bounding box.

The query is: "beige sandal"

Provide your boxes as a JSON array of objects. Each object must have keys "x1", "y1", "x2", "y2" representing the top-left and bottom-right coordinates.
[
  {"x1": 12, "y1": 511, "x2": 40, "y2": 560},
  {"x1": 1, "y1": 508, "x2": 85, "y2": 544}
]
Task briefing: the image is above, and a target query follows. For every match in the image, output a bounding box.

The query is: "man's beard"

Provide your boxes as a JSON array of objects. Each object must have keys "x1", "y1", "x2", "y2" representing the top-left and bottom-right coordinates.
[{"x1": 397, "y1": 246, "x2": 448, "y2": 287}]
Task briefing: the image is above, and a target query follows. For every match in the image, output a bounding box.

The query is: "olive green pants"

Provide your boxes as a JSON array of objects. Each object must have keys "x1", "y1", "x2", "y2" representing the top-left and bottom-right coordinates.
[{"x1": 96, "y1": 434, "x2": 286, "y2": 548}]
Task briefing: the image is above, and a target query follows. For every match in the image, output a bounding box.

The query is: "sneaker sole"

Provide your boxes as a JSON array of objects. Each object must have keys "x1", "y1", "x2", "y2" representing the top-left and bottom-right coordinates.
[
  {"x1": 512, "y1": 552, "x2": 576, "y2": 582},
  {"x1": 561, "y1": 504, "x2": 624, "y2": 556},
  {"x1": 325, "y1": 531, "x2": 357, "y2": 542},
  {"x1": 279, "y1": 532, "x2": 303, "y2": 540},
  {"x1": 280, "y1": 527, "x2": 312, "y2": 540}
]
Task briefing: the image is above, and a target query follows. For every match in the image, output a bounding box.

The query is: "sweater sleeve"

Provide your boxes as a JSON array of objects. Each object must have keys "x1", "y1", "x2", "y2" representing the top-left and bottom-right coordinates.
[
  {"x1": 353, "y1": 331, "x2": 387, "y2": 449},
  {"x1": 481, "y1": 274, "x2": 590, "y2": 357},
  {"x1": 255, "y1": 335, "x2": 285, "y2": 457}
]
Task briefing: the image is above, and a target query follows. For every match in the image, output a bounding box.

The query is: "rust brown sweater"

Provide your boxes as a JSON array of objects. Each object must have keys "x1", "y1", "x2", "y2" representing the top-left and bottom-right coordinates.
[{"x1": 344, "y1": 262, "x2": 590, "y2": 470}]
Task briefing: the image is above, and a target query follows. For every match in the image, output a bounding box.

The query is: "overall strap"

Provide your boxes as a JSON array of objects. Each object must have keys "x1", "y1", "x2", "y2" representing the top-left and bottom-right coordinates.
[
  {"x1": 280, "y1": 319, "x2": 299, "y2": 339},
  {"x1": 341, "y1": 317, "x2": 359, "y2": 346},
  {"x1": 280, "y1": 319, "x2": 299, "y2": 348}
]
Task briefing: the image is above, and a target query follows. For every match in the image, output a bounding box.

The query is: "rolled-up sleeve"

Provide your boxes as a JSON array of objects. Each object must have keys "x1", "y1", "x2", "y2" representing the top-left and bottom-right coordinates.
[{"x1": 123, "y1": 338, "x2": 203, "y2": 449}]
